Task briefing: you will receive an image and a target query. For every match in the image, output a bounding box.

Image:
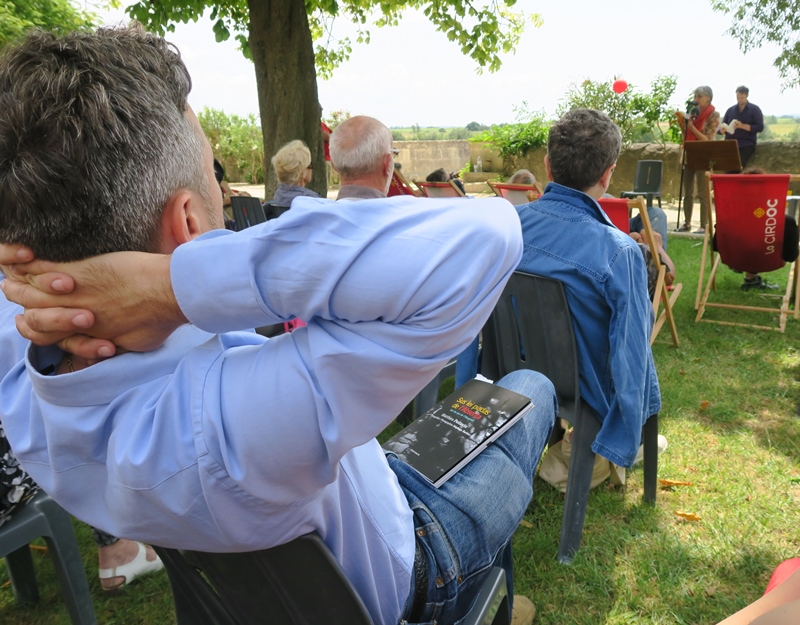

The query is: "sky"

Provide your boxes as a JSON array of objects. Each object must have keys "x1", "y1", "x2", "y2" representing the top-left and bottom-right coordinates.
[{"x1": 94, "y1": 0, "x2": 800, "y2": 127}]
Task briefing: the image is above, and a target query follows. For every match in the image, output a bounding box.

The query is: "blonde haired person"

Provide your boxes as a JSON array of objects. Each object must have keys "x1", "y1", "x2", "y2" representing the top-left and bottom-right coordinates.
[{"x1": 270, "y1": 140, "x2": 321, "y2": 207}]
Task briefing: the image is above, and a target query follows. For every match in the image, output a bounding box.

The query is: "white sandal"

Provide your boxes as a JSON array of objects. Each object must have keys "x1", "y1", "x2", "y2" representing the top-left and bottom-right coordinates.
[{"x1": 98, "y1": 541, "x2": 163, "y2": 590}]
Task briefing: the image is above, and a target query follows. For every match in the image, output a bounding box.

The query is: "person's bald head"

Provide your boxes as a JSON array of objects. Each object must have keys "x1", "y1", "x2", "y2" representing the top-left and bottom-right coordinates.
[{"x1": 330, "y1": 116, "x2": 394, "y2": 188}]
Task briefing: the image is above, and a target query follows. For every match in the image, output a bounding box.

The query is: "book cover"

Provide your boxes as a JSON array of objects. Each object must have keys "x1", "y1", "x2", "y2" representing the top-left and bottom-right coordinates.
[{"x1": 383, "y1": 379, "x2": 532, "y2": 488}]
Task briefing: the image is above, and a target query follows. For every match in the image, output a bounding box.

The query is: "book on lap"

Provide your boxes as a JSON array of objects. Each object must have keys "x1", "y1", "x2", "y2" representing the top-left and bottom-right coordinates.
[{"x1": 383, "y1": 379, "x2": 533, "y2": 488}]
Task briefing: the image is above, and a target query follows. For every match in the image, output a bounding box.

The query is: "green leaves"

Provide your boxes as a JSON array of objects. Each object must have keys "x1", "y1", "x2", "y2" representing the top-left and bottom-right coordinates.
[
  {"x1": 712, "y1": 0, "x2": 800, "y2": 88},
  {"x1": 198, "y1": 107, "x2": 265, "y2": 184},
  {"x1": 472, "y1": 105, "x2": 551, "y2": 158},
  {"x1": 124, "y1": 0, "x2": 537, "y2": 79},
  {"x1": 557, "y1": 75, "x2": 679, "y2": 145},
  {"x1": 1, "y1": 0, "x2": 97, "y2": 50}
]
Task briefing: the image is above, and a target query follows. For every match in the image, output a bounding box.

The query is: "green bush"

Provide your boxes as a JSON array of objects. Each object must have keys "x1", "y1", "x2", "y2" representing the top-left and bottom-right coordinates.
[
  {"x1": 557, "y1": 75, "x2": 679, "y2": 145},
  {"x1": 471, "y1": 103, "x2": 551, "y2": 158},
  {"x1": 198, "y1": 107, "x2": 265, "y2": 184}
]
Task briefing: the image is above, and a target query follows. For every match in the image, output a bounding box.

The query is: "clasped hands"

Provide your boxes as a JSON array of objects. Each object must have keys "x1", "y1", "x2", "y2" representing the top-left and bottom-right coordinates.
[{"x1": 0, "y1": 244, "x2": 186, "y2": 360}]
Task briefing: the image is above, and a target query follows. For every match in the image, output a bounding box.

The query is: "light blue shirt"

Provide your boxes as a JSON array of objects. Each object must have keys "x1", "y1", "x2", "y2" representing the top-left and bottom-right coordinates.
[
  {"x1": 516, "y1": 183, "x2": 661, "y2": 468},
  {"x1": 0, "y1": 195, "x2": 522, "y2": 625}
]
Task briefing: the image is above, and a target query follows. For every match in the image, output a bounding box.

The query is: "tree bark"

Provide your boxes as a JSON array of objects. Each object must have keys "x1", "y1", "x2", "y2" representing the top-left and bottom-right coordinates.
[{"x1": 248, "y1": 0, "x2": 326, "y2": 199}]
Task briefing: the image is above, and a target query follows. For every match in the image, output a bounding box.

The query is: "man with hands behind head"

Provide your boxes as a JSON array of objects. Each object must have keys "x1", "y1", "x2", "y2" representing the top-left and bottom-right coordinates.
[{"x1": 0, "y1": 25, "x2": 555, "y2": 625}]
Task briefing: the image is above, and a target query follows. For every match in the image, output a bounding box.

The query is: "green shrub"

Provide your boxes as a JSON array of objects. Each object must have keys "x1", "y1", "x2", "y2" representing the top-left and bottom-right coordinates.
[
  {"x1": 471, "y1": 103, "x2": 551, "y2": 158},
  {"x1": 557, "y1": 75, "x2": 680, "y2": 145},
  {"x1": 198, "y1": 107, "x2": 265, "y2": 184}
]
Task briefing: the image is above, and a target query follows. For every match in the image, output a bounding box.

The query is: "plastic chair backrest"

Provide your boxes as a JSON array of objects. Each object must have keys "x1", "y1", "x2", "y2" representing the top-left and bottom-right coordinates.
[
  {"x1": 0, "y1": 491, "x2": 97, "y2": 624},
  {"x1": 231, "y1": 196, "x2": 267, "y2": 231},
  {"x1": 156, "y1": 533, "x2": 510, "y2": 625},
  {"x1": 155, "y1": 533, "x2": 373, "y2": 625},
  {"x1": 711, "y1": 174, "x2": 790, "y2": 274},
  {"x1": 597, "y1": 198, "x2": 631, "y2": 233},
  {"x1": 488, "y1": 182, "x2": 540, "y2": 205},
  {"x1": 480, "y1": 272, "x2": 580, "y2": 422},
  {"x1": 633, "y1": 160, "x2": 663, "y2": 193},
  {"x1": 263, "y1": 202, "x2": 291, "y2": 221},
  {"x1": 415, "y1": 180, "x2": 465, "y2": 198}
]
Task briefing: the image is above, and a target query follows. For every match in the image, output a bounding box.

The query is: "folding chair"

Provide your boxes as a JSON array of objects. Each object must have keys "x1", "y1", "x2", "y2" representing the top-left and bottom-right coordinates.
[
  {"x1": 480, "y1": 272, "x2": 658, "y2": 564},
  {"x1": 487, "y1": 181, "x2": 543, "y2": 205},
  {"x1": 621, "y1": 160, "x2": 663, "y2": 208},
  {"x1": 599, "y1": 197, "x2": 683, "y2": 347},
  {"x1": 695, "y1": 173, "x2": 800, "y2": 332},
  {"x1": 596, "y1": 197, "x2": 631, "y2": 233},
  {"x1": 154, "y1": 533, "x2": 510, "y2": 625},
  {"x1": 414, "y1": 180, "x2": 466, "y2": 198},
  {"x1": 387, "y1": 169, "x2": 421, "y2": 197},
  {"x1": 0, "y1": 491, "x2": 97, "y2": 624},
  {"x1": 230, "y1": 196, "x2": 267, "y2": 231}
]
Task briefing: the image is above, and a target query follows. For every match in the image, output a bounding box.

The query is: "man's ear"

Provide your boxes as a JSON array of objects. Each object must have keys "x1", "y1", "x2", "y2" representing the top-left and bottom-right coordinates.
[
  {"x1": 544, "y1": 155, "x2": 554, "y2": 182},
  {"x1": 599, "y1": 163, "x2": 616, "y2": 190},
  {"x1": 160, "y1": 191, "x2": 203, "y2": 252}
]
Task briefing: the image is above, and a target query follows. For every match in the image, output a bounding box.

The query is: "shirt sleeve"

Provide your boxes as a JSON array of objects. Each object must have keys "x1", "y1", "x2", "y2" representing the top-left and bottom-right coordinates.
[
  {"x1": 594, "y1": 242, "x2": 656, "y2": 468},
  {"x1": 171, "y1": 195, "x2": 524, "y2": 502},
  {"x1": 703, "y1": 112, "x2": 721, "y2": 140},
  {"x1": 751, "y1": 105, "x2": 765, "y2": 133}
]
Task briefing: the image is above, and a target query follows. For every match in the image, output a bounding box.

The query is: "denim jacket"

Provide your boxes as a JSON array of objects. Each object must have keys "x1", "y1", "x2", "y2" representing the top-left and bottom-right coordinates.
[{"x1": 516, "y1": 183, "x2": 661, "y2": 468}]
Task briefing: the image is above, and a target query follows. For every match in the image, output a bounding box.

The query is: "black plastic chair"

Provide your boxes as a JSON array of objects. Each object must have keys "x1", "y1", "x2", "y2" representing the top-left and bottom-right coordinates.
[
  {"x1": 230, "y1": 196, "x2": 267, "y2": 231},
  {"x1": 480, "y1": 271, "x2": 658, "y2": 564},
  {"x1": 263, "y1": 202, "x2": 291, "y2": 221},
  {"x1": 0, "y1": 491, "x2": 96, "y2": 624},
  {"x1": 621, "y1": 160, "x2": 663, "y2": 208},
  {"x1": 154, "y1": 533, "x2": 510, "y2": 625}
]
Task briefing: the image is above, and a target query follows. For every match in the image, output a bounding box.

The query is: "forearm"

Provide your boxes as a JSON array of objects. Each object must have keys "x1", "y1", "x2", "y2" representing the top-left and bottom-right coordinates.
[{"x1": 173, "y1": 196, "x2": 523, "y2": 353}]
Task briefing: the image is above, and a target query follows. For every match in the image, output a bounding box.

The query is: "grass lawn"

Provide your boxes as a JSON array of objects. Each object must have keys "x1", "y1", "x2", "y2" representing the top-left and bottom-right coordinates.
[{"x1": 2, "y1": 237, "x2": 799, "y2": 624}]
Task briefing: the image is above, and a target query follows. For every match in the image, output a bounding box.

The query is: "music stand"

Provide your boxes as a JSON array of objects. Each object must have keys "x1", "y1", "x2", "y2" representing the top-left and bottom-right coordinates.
[{"x1": 676, "y1": 140, "x2": 742, "y2": 229}]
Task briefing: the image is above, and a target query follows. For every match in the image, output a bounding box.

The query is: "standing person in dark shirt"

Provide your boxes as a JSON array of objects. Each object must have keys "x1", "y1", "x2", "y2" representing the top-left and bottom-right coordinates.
[{"x1": 721, "y1": 86, "x2": 764, "y2": 168}]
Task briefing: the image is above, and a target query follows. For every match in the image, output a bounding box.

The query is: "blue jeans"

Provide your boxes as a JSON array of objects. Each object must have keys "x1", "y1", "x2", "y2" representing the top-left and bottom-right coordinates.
[
  {"x1": 388, "y1": 370, "x2": 557, "y2": 625},
  {"x1": 630, "y1": 206, "x2": 668, "y2": 250}
]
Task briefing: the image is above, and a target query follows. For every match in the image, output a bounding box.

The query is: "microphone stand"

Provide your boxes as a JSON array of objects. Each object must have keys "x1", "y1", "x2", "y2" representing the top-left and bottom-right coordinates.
[{"x1": 675, "y1": 103, "x2": 698, "y2": 230}]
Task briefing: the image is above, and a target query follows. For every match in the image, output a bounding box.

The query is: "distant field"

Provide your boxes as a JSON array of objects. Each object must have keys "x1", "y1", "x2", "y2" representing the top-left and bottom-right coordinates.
[{"x1": 765, "y1": 117, "x2": 800, "y2": 138}]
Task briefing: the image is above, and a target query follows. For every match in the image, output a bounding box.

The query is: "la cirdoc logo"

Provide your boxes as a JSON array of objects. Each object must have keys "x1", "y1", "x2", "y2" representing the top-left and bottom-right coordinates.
[{"x1": 753, "y1": 199, "x2": 779, "y2": 254}]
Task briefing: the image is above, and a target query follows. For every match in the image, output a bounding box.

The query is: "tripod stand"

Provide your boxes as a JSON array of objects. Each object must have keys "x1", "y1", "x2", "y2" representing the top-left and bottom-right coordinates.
[{"x1": 675, "y1": 104, "x2": 697, "y2": 230}]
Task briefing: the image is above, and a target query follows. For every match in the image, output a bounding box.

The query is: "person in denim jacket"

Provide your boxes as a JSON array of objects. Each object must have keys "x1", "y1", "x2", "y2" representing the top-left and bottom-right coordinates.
[{"x1": 457, "y1": 108, "x2": 660, "y2": 469}]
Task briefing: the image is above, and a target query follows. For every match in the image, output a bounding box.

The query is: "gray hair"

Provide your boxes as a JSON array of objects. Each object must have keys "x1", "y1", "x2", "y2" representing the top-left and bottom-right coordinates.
[
  {"x1": 694, "y1": 85, "x2": 714, "y2": 100},
  {"x1": 330, "y1": 116, "x2": 392, "y2": 178},
  {"x1": 547, "y1": 109, "x2": 621, "y2": 192},
  {"x1": 271, "y1": 140, "x2": 311, "y2": 185},
  {"x1": 0, "y1": 25, "x2": 210, "y2": 262},
  {"x1": 508, "y1": 169, "x2": 536, "y2": 185}
]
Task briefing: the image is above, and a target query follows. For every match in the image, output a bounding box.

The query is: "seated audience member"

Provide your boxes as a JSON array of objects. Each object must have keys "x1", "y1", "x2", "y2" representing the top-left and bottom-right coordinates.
[
  {"x1": 426, "y1": 167, "x2": 467, "y2": 195},
  {"x1": 712, "y1": 167, "x2": 799, "y2": 290},
  {"x1": 213, "y1": 158, "x2": 251, "y2": 213},
  {"x1": 0, "y1": 296, "x2": 162, "y2": 591},
  {"x1": 270, "y1": 139, "x2": 321, "y2": 208},
  {"x1": 457, "y1": 108, "x2": 659, "y2": 472},
  {"x1": 629, "y1": 229, "x2": 676, "y2": 300},
  {"x1": 508, "y1": 168, "x2": 542, "y2": 202},
  {"x1": 630, "y1": 203, "x2": 669, "y2": 251},
  {"x1": 508, "y1": 169, "x2": 536, "y2": 186},
  {"x1": 0, "y1": 27, "x2": 555, "y2": 625}
]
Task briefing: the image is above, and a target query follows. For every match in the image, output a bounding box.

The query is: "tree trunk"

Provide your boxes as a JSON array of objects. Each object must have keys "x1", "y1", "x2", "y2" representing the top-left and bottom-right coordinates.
[{"x1": 248, "y1": 0, "x2": 326, "y2": 199}]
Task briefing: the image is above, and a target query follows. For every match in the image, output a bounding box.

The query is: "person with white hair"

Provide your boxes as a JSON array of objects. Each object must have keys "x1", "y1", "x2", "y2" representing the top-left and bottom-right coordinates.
[
  {"x1": 675, "y1": 85, "x2": 721, "y2": 234},
  {"x1": 330, "y1": 115, "x2": 397, "y2": 200}
]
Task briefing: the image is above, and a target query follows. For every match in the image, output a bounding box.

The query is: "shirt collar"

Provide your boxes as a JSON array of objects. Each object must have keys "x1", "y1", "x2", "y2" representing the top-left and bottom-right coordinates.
[{"x1": 336, "y1": 185, "x2": 387, "y2": 201}]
